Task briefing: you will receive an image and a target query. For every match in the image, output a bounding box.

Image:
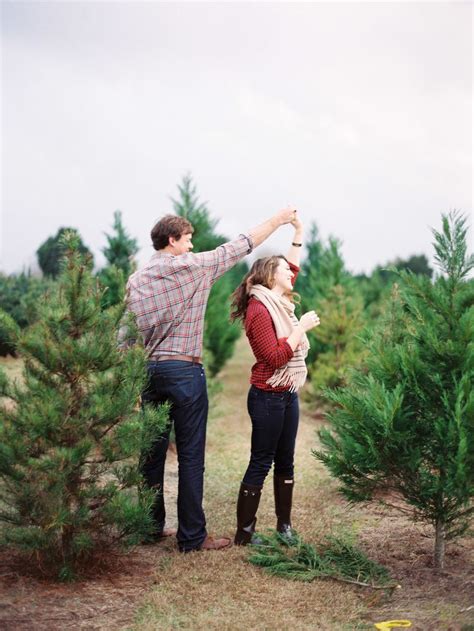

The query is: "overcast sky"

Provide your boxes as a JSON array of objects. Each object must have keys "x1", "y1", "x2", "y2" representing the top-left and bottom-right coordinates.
[{"x1": 1, "y1": 1, "x2": 472, "y2": 276}]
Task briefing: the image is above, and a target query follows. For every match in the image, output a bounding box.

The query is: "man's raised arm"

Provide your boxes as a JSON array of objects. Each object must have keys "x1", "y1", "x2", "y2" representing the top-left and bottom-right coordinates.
[
  {"x1": 248, "y1": 206, "x2": 297, "y2": 248},
  {"x1": 191, "y1": 206, "x2": 298, "y2": 282}
]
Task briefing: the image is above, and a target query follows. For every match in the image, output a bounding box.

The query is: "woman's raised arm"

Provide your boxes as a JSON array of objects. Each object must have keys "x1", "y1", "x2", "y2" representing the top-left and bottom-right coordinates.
[{"x1": 286, "y1": 213, "x2": 303, "y2": 267}]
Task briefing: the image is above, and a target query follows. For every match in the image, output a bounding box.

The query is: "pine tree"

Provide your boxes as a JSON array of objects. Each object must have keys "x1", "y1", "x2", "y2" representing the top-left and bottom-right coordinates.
[
  {"x1": 294, "y1": 223, "x2": 352, "y2": 366},
  {"x1": 204, "y1": 265, "x2": 246, "y2": 376},
  {"x1": 36, "y1": 227, "x2": 93, "y2": 278},
  {"x1": 306, "y1": 284, "x2": 365, "y2": 405},
  {"x1": 171, "y1": 173, "x2": 226, "y2": 251},
  {"x1": 357, "y1": 254, "x2": 434, "y2": 318},
  {"x1": 355, "y1": 271, "x2": 391, "y2": 321},
  {"x1": 314, "y1": 212, "x2": 474, "y2": 569},
  {"x1": 99, "y1": 210, "x2": 139, "y2": 309},
  {"x1": 172, "y1": 174, "x2": 244, "y2": 375},
  {"x1": 0, "y1": 272, "x2": 54, "y2": 356},
  {"x1": 0, "y1": 233, "x2": 167, "y2": 579}
]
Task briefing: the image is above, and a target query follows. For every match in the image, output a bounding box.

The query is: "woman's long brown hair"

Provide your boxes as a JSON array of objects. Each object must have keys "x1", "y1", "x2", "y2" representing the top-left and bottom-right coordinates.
[{"x1": 230, "y1": 255, "x2": 298, "y2": 322}]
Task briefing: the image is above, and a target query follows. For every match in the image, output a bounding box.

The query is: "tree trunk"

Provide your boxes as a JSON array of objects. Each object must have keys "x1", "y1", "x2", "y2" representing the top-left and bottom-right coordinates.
[{"x1": 434, "y1": 519, "x2": 445, "y2": 570}]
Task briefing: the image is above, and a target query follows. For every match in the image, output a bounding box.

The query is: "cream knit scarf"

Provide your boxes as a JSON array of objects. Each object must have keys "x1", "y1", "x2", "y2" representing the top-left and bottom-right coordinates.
[{"x1": 249, "y1": 285, "x2": 309, "y2": 392}]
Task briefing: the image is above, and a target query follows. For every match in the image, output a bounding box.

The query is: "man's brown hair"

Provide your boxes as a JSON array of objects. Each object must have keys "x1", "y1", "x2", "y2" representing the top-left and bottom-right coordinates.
[{"x1": 151, "y1": 215, "x2": 194, "y2": 251}]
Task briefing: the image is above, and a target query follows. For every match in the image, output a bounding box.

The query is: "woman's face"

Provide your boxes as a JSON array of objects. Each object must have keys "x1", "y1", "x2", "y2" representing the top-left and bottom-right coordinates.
[{"x1": 271, "y1": 259, "x2": 293, "y2": 294}]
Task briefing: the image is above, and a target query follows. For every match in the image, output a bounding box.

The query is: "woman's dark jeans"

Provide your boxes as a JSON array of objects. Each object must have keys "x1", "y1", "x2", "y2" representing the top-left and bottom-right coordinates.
[{"x1": 242, "y1": 385, "x2": 299, "y2": 487}]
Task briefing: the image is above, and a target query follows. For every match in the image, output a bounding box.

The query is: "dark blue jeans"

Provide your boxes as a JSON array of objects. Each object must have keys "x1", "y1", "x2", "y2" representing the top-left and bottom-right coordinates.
[
  {"x1": 242, "y1": 385, "x2": 299, "y2": 487},
  {"x1": 141, "y1": 360, "x2": 208, "y2": 552}
]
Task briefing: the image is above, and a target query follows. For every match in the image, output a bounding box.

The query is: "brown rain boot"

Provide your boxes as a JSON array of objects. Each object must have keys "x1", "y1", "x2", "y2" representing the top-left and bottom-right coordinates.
[
  {"x1": 234, "y1": 482, "x2": 263, "y2": 546},
  {"x1": 274, "y1": 475, "x2": 296, "y2": 542}
]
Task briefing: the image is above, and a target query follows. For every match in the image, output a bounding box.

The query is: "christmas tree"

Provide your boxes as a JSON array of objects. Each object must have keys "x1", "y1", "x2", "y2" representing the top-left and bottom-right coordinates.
[
  {"x1": 307, "y1": 284, "x2": 365, "y2": 405},
  {"x1": 294, "y1": 223, "x2": 352, "y2": 366},
  {"x1": 172, "y1": 173, "x2": 243, "y2": 375},
  {"x1": 0, "y1": 233, "x2": 167, "y2": 579},
  {"x1": 314, "y1": 212, "x2": 473, "y2": 569},
  {"x1": 36, "y1": 227, "x2": 93, "y2": 278},
  {"x1": 99, "y1": 210, "x2": 139, "y2": 309}
]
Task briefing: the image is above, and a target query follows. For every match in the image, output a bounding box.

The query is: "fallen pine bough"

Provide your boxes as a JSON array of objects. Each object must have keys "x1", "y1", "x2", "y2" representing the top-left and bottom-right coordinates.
[{"x1": 248, "y1": 531, "x2": 400, "y2": 593}]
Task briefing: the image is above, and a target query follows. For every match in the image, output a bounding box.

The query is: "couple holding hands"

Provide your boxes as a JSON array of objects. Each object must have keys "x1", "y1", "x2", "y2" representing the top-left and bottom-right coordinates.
[{"x1": 125, "y1": 206, "x2": 320, "y2": 552}]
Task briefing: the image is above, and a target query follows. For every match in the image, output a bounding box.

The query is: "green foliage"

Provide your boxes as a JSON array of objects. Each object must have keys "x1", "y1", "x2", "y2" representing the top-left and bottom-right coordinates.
[
  {"x1": 306, "y1": 285, "x2": 366, "y2": 404},
  {"x1": 172, "y1": 173, "x2": 227, "y2": 251},
  {"x1": 295, "y1": 223, "x2": 353, "y2": 365},
  {"x1": 0, "y1": 234, "x2": 167, "y2": 579},
  {"x1": 98, "y1": 265, "x2": 126, "y2": 310},
  {"x1": 314, "y1": 212, "x2": 474, "y2": 568},
  {"x1": 36, "y1": 227, "x2": 93, "y2": 278},
  {"x1": 204, "y1": 272, "x2": 243, "y2": 376},
  {"x1": 0, "y1": 310, "x2": 20, "y2": 357},
  {"x1": 172, "y1": 173, "x2": 245, "y2": 375},
  {"x1": 355, "y1": 272, "x2": 393, "y2": 316},
  {"x1": 356, "y1": 255, "x2": 433, "y2": 315},
  {"x1": 295, "y1": 223, "x2": 351, "y2": 306},
  {"x1": 102, "y1": 210, "x2": 138, "y2": 273},
  {"x1": 294, "y1": 223, "x2": 366, "y2": 403},
  {"x1": 376, "y1": 253, "x2": 433, "y2": 285},
  {"x1": 98, "y1": 211, "x2": 139, "y2": 309},
  {"x1": 0, "y1": 272, "x2": 55, "y2": 355},
  {"x1": 248, "y1": 530, "x2": 394, "y2": 589}
]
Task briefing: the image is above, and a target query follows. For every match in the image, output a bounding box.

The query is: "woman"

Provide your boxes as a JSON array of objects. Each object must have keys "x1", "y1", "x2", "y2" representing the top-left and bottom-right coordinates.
[{"x1": 230, "y1": 214, "x2": 320, "y2": 545}]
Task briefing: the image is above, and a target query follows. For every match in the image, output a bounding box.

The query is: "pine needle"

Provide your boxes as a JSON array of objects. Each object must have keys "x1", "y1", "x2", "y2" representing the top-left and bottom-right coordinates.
[{"x1": 248, "y1": 530, "x2": 398, "y2": 591}]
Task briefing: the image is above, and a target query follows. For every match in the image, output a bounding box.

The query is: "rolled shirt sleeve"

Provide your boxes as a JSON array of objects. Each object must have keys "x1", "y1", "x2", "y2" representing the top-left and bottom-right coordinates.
[{"x1": 191, "y1": 233, "x2": 254, "y2": 283}]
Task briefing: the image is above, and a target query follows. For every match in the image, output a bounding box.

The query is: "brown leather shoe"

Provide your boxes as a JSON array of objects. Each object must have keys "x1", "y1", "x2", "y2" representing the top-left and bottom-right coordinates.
[
  {"x1": 158, "y1": 528, "x2": 177, "y2": 538},
  {"x1": 141, "y1": 527, "x2": 177, "y2": 545},
  {"x1": 199, "y1": 535, "x2": 232, "y2": 551}
]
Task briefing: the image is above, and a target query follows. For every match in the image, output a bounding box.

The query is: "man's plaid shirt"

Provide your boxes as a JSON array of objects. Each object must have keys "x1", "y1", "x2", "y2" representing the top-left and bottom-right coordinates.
[{"x1": 125, "y1": 234, "x2": 253, "y2": 359}]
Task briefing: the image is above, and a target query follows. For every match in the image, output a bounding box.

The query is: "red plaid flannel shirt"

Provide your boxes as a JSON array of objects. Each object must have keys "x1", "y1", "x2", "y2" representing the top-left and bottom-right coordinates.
[
  {"x1": 125, "y1": 234, "x2": 253, "y2": 359},
  {"x1": 245, "y1": 262, "x2": 300, "y2": 391}
]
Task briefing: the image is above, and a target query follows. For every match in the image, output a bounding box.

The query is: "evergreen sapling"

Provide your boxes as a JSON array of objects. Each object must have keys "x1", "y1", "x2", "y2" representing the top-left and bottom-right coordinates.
[
  {"x1": 314, "y1": 212, "x2": 474, "y2": 569},
  {"x1": 0, "y1": 233, "x2": 167, "y2": 579}
]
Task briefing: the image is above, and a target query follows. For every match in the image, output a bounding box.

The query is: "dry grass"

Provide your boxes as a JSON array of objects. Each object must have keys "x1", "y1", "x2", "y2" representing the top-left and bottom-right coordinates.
[
  {"x1": 131, "y1": 339, "x2": 365, "y2": 631},
  {"x1": 0, "y1": 346, "x2": 472, "y2": 630},
  {"x1": 129, "y1": 338, "x2": 474, "y2": 631},
  {"x1": 0, "y1": 355, "x2": 23, "y2": 382},
  {"x1": 0, "y1": 356, "x2": 23, "y2": 413}
]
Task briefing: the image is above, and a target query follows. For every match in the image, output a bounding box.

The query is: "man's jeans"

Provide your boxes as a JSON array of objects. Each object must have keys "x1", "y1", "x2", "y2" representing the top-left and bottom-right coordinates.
[
  {"x1": 141, "y1": 360, "x2": 208, "y2": 551},
  {"x1": 242, "y1": 385, "x2": 299, "y2": 487}
]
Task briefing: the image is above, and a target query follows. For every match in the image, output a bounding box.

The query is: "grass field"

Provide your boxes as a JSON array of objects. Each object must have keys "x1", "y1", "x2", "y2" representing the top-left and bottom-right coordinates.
[
  {"x1": 0, "y1": 342, "x2": 472, "y2": 630},
  {"x1": 129, "y1": 339, "x2": 473, "y2": 631}
]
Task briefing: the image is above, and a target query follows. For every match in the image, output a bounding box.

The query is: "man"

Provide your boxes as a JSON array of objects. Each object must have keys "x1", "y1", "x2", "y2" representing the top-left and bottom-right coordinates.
[{"x1": 125, "y1": 206, "x2": 297, "y2": 552}]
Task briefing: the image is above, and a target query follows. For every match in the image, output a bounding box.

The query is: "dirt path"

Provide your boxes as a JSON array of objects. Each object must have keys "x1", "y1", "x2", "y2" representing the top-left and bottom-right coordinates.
[
  {"x1": 133, "y1": 337, "x2": 474, "y2": 631},
  {"x1": 0, "y1": 343, "x2": 472, "y2": 630}
]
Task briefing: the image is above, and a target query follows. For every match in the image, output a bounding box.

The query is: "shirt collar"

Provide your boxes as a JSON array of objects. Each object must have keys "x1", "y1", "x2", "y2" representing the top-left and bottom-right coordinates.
[{"x1": 152, "y1": 250, "x2": 175, "y2": 259}]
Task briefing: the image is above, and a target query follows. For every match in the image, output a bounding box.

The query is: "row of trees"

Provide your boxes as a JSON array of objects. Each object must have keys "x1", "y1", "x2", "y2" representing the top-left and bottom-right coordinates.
[
  {"x1": 1, "y1": 173, "x2": 471, "y2": 575},
  {"x1": 294, "y1": 224, "x2": 434, "y2": 404},
  {"x1": 0, "y1": 213, "x2": 135, "y2": 355},
  {"x1": 0, "y1": 235, "x2": 168, "y2": 579},
  {"x1": 0, "y1": 177, "x2": 241, "y2": 376},
  {"x1": 0, "y1": 175, "x2": 249, "y2": 578},
  {"x1": 170, "y1": 175, "x2": 246, "y2": 375},
  {"x1": 312, "y1": 212, "x2": 473, "y2": 569},
  {"x1": 291, "y1": 212, "x2": 472, "y2": 570}
]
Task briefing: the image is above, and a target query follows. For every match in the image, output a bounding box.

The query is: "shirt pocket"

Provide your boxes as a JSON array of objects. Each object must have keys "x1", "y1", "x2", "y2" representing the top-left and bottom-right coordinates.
[{"x1": 163, "y1": 371, "x2": 195, "y2": 407}]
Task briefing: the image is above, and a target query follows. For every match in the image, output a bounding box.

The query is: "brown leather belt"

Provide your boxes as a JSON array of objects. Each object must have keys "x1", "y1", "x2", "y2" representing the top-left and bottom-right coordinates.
[{"x1": 155, "y1": 354, "x2": 202, "y2": 364}]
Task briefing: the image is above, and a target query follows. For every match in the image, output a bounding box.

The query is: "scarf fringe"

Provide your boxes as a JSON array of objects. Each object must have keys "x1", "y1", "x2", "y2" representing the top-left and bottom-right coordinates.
[{"x1": 266, "y1": 366, "x2": 308, "y2": 393}]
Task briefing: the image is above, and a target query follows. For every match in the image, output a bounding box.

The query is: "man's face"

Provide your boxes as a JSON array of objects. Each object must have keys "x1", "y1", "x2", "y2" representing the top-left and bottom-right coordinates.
[{"x1": 172, "y1": 233, "x2": 194, "y2": 255}]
